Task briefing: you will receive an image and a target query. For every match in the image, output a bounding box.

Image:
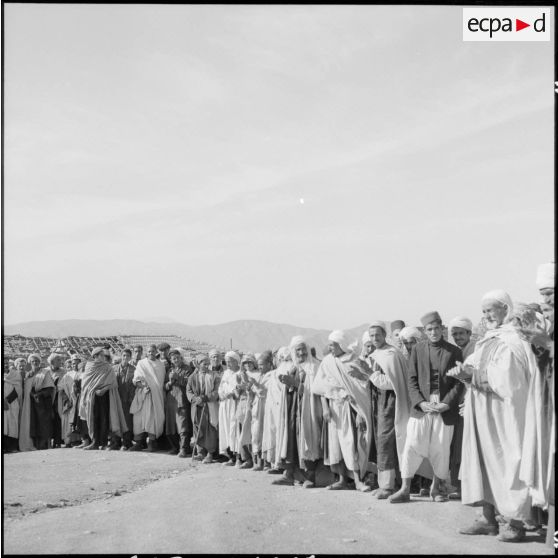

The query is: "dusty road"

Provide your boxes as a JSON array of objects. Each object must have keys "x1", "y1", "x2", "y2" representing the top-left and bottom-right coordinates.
[{"x1": 2, "y1": 449, "x2": 553, "y2": 555}]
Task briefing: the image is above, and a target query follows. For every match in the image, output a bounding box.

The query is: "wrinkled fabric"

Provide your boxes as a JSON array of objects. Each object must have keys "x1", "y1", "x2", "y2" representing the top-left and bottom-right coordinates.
[{"x1": 130, "y1": 358, "x2": 166, "y2": 437}]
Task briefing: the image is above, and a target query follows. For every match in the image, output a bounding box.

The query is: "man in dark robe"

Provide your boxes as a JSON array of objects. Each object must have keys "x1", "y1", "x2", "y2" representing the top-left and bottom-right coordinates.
[
  {"x1": 28, "y1": 356, "x2": 55, "y2": 450},
  {"x1": 47, "y1": 353, "x2": 65, "y2": 448},
  {"x1": 112, "y1": 349, "x2": 136, "y2": 450},
  {"x1": 186, "y1": 354, "x2": 220, "y2": 463},
  {"x1": 165, "y1": 349, "x2": 193, "y2": 457}
]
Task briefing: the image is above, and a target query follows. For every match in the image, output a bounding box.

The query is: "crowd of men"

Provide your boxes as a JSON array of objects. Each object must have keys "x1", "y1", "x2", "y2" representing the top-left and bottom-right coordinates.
[{"x1": 3, "y1": 261, "x2": 555, "y2": 547}]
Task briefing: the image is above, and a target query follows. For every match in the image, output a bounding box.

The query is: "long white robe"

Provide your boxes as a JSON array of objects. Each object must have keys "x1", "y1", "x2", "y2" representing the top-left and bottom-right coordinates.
[
  {"x1": 218, "y1": 368, "x2": 238, "y2": 454},
  {"x1": 130, "y1": 358, "x2": 166, "y2": 438},
  {"x1": 460, "y1": 324, "x2": 538, "y2": 519},
  {"x1": 261, "y1": 365, "x2": 287, "y2": 465},
  {"x1": 312, "y1": 353, "x2": 372, "y2": 476}
]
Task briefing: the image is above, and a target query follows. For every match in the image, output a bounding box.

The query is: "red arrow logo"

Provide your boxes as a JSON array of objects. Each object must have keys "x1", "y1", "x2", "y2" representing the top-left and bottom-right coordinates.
[{"x1": 516, "y1": 19, "x2": 530, "y2": 31}]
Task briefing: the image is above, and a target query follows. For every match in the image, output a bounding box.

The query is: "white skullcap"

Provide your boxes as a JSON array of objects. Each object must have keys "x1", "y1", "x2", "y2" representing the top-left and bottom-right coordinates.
[
  {"x1": 369, "y1": 321, "x2": 387, "y2": 333},
  {"x1": 47, "y1": 353, "x2": 62, "y2": 364},
  {"x1": 449, "y1": 316, "x2": 473, "y2": 332},
  {"x1": 536, "y1": 262, "x2": 555, "y2": 290},
  {"x1": 224, "y1": 351, "x2": 241, "y2": 364},
  {"x1": 399, "y1": 327, "x2": 422, "y2": 342},
  {"x1": 362, "y1": 330, "x2": 372, "y2": 344}
]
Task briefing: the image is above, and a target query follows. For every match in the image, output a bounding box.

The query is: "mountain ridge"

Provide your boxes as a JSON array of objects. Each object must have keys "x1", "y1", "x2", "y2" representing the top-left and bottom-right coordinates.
[{"x1": 3, "y1": 318, "x2": 373, "y2": 353}]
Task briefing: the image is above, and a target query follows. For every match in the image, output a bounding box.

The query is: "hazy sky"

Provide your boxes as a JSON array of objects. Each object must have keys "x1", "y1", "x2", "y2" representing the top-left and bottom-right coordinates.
[{"x1": 3, "y1": 4, "x2": 554, "y2": 330}]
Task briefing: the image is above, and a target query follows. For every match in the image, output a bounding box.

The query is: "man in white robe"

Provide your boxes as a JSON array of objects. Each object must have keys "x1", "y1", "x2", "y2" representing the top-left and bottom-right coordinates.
[
  {"x1": 271, "y1": 336, "x2": 323, "y2": 487},
  {"x1": 311, "y1": 330, "x2": 372, "y2": 492},
  {"x1": 129, "y1": 344, "x2": 166, "y2": 452},
  {"x1": 218, "y1": 351, "x2": 241, "y2": 465},
  {"x1": 449, "y1": 290, "x2": 540, "y2": 543},
  {"x1": 261, "y1": 347, "x2": 290, "y2": 473}
]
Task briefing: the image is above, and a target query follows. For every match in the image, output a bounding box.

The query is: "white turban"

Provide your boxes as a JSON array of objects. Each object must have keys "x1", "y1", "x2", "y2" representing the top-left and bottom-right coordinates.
[
  {"x1": 224, "y1": 350, "x2": 241, "y2": 364},
  {"x1": 449, "y1": 316, "x2": 473, "y2": 333},
  {"x1": 481, "y1": 289, "x2": 514, "y2": 321},
  {"x1": 27, "y1": 353, "x2": 42, "y2": 364},
  {"x1": 362, "y1": 330, "x2": 372, "y2": 344},
  {"x1": 399, "y1": 327, "x2": 422, "y2": 342},
  {"x1": 289, "y1": 335, "x2": 307, "y2": 349},
  {"x1": 536, "y1": 262, "x2": 555, "y2": 290},
  {"x1": 47, "y1": 353, "x2": 62, "y2": 365},
  {"x1": 328, "y1": 330, "x2": 358, "y2": 354}
]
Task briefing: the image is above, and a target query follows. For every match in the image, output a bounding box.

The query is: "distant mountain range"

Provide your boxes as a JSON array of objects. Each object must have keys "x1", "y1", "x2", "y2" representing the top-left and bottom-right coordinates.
[{"x1": 3, "y1": 319, "x2": 374, "y2": 353}]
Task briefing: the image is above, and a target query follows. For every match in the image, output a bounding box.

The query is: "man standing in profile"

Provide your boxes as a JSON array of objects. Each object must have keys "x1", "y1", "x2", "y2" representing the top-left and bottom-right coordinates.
[
  {"x1": 390, "y1": 311, "x2": 463, "y2": 503},
  {"x1": 447, "y1": 316, "x2": 476, "y2": 499}
]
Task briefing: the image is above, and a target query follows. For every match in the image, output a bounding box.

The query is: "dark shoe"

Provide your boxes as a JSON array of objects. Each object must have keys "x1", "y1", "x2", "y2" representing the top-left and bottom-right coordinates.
[
  {"x1": 459, "y1": 519, "x2": 498, "y2": 536},
  {"x1": 168, "y1": 448, "x2": 179, "y2": 455},
  {"x1": 128, "y1": 443, "x2": 144, "y2": 452},
  {"x1": 497, "y1": 523, "x2": 525, "y2": 543},
  {"x1": 107, "y1": 444, "x2": 120, "y2": 451},
  {"x1": 272, "y1": 476, "x2": 294, "y2": 486},
  {"x1": 146, "y1": 440, "x2": 157, "y2": 452},
  {"x1": 266, "y1": 467, "x2": 283, "y2": 475},
  {"x1": 389, "y1": 490, "x2": 411, "y2": 503},
  {"x1": 448, "y1": 491, "x2": 461, "y2": 500}
]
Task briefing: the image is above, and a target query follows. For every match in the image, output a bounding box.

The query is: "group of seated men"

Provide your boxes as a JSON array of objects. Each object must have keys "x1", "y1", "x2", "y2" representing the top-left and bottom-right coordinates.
[{"x1": 3, "y1": 261, "x2": 555, "y2": 546}]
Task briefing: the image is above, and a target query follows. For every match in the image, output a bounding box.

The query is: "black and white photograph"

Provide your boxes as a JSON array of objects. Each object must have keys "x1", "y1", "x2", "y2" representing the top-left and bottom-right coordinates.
[{"x1": 1, "y1": 3, "x2": 555, "y2": 555}]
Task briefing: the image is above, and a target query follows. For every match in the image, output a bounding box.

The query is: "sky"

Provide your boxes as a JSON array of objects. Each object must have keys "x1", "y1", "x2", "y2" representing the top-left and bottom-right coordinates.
[{"x1": 3, "y1": 4, "x2": 555, "y2": 331}]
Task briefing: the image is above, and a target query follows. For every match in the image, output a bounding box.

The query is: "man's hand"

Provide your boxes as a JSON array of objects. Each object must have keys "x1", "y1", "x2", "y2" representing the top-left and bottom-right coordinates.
[
  {"x1": 279, "y1": 374, "x2": 296, "y2": 388},
  {"x1": 3, "y1": 398, "x2": 9, "y2": 411},
  {"x1": 355, "y1": 415, "x2": 367, "y2": 432},
  {"x1": 419, "y1": 401, "x2": 436, "y2": 413},
  {"x1": 447, "y1": 362, "x2": 473, "y2": 383},
  {"x1": 323, "y1": 409, "x2": 331, "y2": 422},
  {"x1": 518, "y1": 328, "x2": 552, "y2": 350},
  {"x1": 431, "y1": 402, "x2": 450, "y2": 413},
  {"x1": 459, "y1": 401, "x2": 466, "y2": 417},
  {"x1": 347, "y1": 368, "x2": 368, "y2": 381}
]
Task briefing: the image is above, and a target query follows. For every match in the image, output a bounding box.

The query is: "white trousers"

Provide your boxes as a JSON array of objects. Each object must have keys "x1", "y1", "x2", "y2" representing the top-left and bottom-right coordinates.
[{"x1": 400, "y1": 394, "x2": 453, "y2": 479}]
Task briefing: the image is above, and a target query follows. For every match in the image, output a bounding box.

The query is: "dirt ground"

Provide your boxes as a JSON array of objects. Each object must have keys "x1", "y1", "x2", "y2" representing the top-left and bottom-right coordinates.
[{"x1": 2, "y1": 449, "x2": 553, "y2": 555}]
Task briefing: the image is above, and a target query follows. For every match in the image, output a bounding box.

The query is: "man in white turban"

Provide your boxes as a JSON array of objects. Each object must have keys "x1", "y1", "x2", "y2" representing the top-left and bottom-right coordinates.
[
  {"x1": 311, "y1": 330, "x2": 372, "y2": 492},
  {"x1": 271, "y1": 336, "x2": 323, "y2": 488},
  {"x1": 447, "y1": 316, "x2": 476, "y2": 500},
  {"x1": 398, "y1": 327, "x2": 423, "y2": 360},
  {"x1": 218, "y1": 351, "x2": 241, "y2": 465},
  {"x1": 449, "y1": 290, "x2": 540, "y2": 542},
  {"x1": 536, "y1": 262, "x2": 554, "y2": 306}
]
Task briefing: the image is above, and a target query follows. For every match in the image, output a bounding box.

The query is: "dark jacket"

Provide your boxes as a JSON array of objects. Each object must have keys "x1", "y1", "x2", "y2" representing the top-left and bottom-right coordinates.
[{"x1": 407, "y1": 339, "x2": 464, "y2": 425}]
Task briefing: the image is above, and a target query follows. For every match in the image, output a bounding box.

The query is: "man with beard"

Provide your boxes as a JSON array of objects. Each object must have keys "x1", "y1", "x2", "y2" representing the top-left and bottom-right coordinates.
[
  {"x1": 271, "y1": 337, "x2": 323, "y2": 487},
  {"x1": 450, "y1": 291, "x2": 540, "y2": 542}
]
